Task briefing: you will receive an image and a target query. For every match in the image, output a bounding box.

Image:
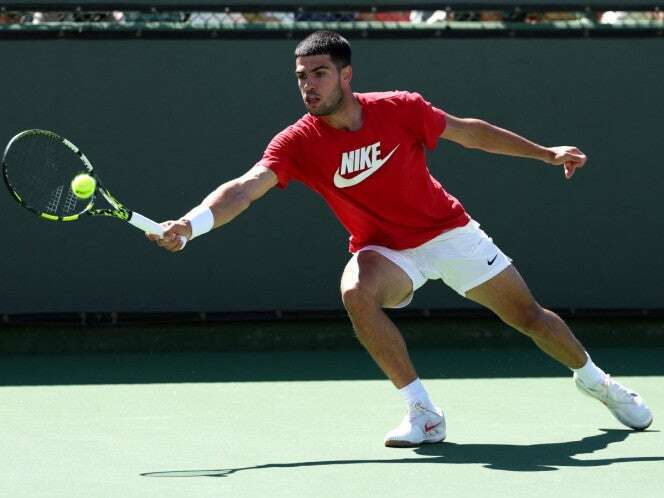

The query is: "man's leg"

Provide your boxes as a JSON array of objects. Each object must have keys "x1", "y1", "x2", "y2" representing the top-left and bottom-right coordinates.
[
  {"x1": 340, "y1": 250, "x2": 417, "y2": 388},
  {"x1": 340, "y1": 250, "x2": 445, "y2": 446},
  {"x1": 464, "y1": 264, "x2": 587, "y2": 368},
  {"x1": 465, "y1": 264, "x2": 652, "y2": 430}
]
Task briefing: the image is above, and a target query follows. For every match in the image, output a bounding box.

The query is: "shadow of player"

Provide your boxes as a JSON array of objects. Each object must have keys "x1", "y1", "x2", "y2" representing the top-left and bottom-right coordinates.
[
  {"x1": 413, "y1": 428, "x2": 661, "y2": 471},
  {"x1": 142, "y1": 428, "x2": 663, "y2": 477}
]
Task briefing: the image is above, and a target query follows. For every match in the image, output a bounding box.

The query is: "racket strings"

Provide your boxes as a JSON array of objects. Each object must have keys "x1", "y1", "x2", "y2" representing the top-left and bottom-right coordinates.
[
  {"x1": 4, "y1": 132, "x2": 90, "y2": 217},
  {"x1": 45, "y1": 184, "x2": 64, "y2": 213}
]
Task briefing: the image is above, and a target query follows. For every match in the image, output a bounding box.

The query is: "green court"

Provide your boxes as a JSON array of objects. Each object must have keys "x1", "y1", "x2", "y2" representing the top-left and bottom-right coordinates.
[{"x1": 2, "y1": 347, "x2": 662, "y2": 498}]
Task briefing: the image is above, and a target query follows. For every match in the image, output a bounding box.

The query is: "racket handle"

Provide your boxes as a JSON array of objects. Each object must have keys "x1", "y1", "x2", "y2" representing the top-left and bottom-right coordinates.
[{"x1": 129, "y1": 211, "x2": 188, "y2": 249}]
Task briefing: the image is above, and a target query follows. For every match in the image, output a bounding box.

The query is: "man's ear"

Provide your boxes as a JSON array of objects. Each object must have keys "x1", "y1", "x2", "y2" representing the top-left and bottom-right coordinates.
[{"x1": 341, "y1": 65, "x2": 353, "y2": 85}]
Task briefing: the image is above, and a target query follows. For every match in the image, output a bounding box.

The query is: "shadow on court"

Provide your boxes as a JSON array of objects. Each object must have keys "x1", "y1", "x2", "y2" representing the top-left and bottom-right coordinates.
[
  {"x1": 142, "y1": 429, "x2": 663, "y2": 476},
  {"x1": 1, "y1": 347, "x2": 663, "y2": 386}
]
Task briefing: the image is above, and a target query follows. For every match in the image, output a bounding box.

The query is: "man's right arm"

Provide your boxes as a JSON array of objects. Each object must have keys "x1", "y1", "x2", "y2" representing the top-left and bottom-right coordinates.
[
  {"x1": 195, "y1": 164, "x2": 278, "y2": 229},
  {"x1": 151, "y1": 164, "x2": 278, "y2": 252}
]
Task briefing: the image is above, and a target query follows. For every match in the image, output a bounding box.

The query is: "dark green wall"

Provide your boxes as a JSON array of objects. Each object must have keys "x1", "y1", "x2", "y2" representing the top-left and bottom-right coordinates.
[{"x1": 1, "y1": 38, "x2": 662, "y2": 313}]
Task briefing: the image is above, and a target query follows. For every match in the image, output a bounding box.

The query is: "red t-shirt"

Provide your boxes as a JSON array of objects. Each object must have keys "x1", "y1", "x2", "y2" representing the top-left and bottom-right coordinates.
[{"x1": 258, "y1": 91, "x2": 470, "y2": 252}]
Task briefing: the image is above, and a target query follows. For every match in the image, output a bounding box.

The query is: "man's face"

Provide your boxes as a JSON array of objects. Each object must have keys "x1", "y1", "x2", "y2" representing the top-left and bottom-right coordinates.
[{"x1": 295, "y1": 54, "x2": 348, "y2": 116}]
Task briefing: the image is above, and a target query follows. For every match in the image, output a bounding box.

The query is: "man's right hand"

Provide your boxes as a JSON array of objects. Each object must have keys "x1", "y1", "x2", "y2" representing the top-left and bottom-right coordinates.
[{"x1": 146, "y1": 219, "x2": 191, "y2": 252}]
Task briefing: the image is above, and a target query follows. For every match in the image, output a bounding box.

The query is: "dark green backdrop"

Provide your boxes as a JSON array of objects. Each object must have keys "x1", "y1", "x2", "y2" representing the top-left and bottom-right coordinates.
[{"x1": 1, "y1": 38, "x2": 662, "y2": 313}]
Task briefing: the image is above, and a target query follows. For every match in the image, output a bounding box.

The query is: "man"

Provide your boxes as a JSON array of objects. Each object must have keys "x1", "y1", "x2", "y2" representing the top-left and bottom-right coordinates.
[{"x1": 149, "y1": 31, "x2": 652, "y2": 447}]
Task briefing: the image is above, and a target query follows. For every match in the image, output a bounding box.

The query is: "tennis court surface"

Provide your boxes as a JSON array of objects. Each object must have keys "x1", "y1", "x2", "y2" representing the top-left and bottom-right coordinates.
[{"x1": 1, "y1": 346, "x2": 662, "y2": 498}]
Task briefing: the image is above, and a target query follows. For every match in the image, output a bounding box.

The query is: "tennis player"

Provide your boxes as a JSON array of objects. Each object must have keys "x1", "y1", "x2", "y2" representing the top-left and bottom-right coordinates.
[{"x1": 149, "y1": 31, "x2": 652, "y2": 446}]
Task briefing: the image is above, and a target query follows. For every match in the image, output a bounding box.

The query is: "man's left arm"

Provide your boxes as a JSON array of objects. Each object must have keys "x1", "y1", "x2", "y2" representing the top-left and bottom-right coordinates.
[{"x1": 440, "y1": 113, "x2": 587, "y2": 179}]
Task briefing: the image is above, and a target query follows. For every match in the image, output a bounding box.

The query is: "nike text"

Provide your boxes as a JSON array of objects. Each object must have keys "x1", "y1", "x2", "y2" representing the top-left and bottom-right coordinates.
[
  {"x1": 333, "y1": 142, "x2": 399, "y2": 189},
  {"x1": 340, "y1": 142, "x2": 381, "y2": 175}
]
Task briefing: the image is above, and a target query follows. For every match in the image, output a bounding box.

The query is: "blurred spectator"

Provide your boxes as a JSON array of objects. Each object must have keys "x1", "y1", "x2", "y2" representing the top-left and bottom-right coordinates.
[
  {"x1": 0, "y1": 12, "x2": 24, "y2": 24},
  {"x1": 410, "y1": 11, "x2": 448, "y2": 23},
  {"x1": 598, "y1": 11, "x2": 663, "y2": 23},
  {"x1": 294, "y1": 11, "x2": 355, "y2": 22},
  {"x1": 7, "y1": 8, "x2": 663, "y2": 29},
  {"x1": 32, "y1": 11, "x2": 124, "y2": 23},
  {"x1": 410, "y1": 10, "x2": 501, "y2": 23},
  {"x1": 600, "y1": 11, "x2": 628, "y2": 24},
  {"x1": 188, "y1": 11, "x2": 242, "y2": 26},
  {"x1": 525, "y1": 12, "x2": 581, "y2": 23},
  {"x1": 123, "y1": 10, "x2": 184, "y2": 23},
  {"x1": 31, "y1": 11, "x2": 69, "y2": 23},
  {"x1": 188, "y1": 11, "x2": 294, "y2": 27},
  {"x1": 479, "y1": 11, "x2": 504, "y2": 22},
  {"x1": 356, "y1": 11, "x2": 411, "y2": 22},
  {"x1": 243, "y1": 12, "x2": 294, "y2": 23}
]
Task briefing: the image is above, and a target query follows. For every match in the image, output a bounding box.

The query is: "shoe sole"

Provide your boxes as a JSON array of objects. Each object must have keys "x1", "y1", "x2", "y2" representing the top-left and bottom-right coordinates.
[
  {"x1": 624, "y1": 415, "x2": 653, "y2": 431},
  {"x1": 384, "y1": 436, "x2": 446, "y2": 448}
]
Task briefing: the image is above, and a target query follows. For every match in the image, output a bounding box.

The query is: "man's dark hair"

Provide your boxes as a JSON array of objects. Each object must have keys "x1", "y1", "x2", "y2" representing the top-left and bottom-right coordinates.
[{"x1": 294, "y1": 31, "x2": 351, "y2": 69}]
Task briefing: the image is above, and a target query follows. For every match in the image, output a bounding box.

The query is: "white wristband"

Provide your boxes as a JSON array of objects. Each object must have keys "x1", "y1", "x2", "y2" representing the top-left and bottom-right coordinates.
[{"x1": 184, "y1": 205, "x2": 214, "y2": 240}]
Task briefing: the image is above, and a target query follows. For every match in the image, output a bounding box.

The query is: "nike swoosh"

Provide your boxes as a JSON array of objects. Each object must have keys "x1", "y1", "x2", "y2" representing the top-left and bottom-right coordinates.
[
  {"x1": 487, "y1": 254, "x2": 498, "y2": 265},
  {"x1": 424, "y1": 421, "x2": 441, "y2": 432},
  {"x1": 333, "y1": 144, "x2": 400, "y2": 188}
]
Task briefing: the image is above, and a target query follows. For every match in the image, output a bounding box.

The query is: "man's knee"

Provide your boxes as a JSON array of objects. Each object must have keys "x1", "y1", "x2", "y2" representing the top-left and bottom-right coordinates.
[
  {"x1": 340, "y1": 282, "x2": 380, "y2": 317},
  {"x1": 340, "y1": 250, "x2": 413, "y2": 314},
  {"x1": 503, "y1": 302, "x2": 548, "y2": 337}
]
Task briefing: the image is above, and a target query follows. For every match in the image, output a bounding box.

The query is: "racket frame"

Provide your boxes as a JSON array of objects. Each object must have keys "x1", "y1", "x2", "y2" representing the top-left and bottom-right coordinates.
[{"x1": 2, "y1": 129, "x2": 166, "y2": 236}]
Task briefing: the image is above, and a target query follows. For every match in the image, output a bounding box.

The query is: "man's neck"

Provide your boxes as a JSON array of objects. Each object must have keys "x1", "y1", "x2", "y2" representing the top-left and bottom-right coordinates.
[{"x1": 321, "y1": 94, "x2": 362, "y2": 131}]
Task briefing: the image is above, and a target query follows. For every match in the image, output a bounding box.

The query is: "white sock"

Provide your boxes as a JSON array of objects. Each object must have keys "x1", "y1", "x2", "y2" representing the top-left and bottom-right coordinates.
[
  {"x1": 572, "y1": 353, "x2": 607, "y2": 386},
  {"x1": 399, "y1": 378, "x2": 436, "y2": 411}
]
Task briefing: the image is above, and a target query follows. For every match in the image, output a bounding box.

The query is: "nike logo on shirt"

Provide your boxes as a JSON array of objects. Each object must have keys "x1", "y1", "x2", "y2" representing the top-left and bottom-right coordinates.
[{"x1": 333, "y1": 142, "x2": 400, "y2": 188}]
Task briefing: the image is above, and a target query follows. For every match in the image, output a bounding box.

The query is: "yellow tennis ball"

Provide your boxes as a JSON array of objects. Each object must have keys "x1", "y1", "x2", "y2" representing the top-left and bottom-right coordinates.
[{"x1": 71, "y1": 174, "x2": 96, "y2": 199}]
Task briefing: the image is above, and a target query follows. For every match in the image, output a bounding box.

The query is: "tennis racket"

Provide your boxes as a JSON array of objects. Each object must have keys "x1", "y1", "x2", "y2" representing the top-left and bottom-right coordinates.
[{"x1": 2, "y1": 129, "x2": 185, "y2": 245}]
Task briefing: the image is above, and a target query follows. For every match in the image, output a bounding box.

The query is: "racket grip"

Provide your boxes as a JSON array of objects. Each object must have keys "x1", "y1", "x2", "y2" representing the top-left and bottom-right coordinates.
[{"x1": 129, "y1": 211, "x2": 188, "y2": 249}]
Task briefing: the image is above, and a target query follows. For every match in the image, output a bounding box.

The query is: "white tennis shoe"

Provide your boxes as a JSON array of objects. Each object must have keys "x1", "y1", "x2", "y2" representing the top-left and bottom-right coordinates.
[
  {"x1": 574, "y1": 373, "x2": 653, "y2": 430},
  {"x1": 384, "y1": 402, "x2": 446, "y2": 447}
]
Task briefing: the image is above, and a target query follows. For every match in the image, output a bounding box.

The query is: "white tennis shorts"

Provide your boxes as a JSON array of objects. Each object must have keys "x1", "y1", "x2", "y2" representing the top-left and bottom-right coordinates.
[{"x1": 353, "y1": 219, "x2": 512, "y2": 308}]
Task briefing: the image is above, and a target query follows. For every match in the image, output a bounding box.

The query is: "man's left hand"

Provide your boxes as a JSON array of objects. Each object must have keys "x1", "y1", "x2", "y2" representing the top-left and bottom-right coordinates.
[{"x1": 546, "y1": 146, "x2": 587, "y2": 180}]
